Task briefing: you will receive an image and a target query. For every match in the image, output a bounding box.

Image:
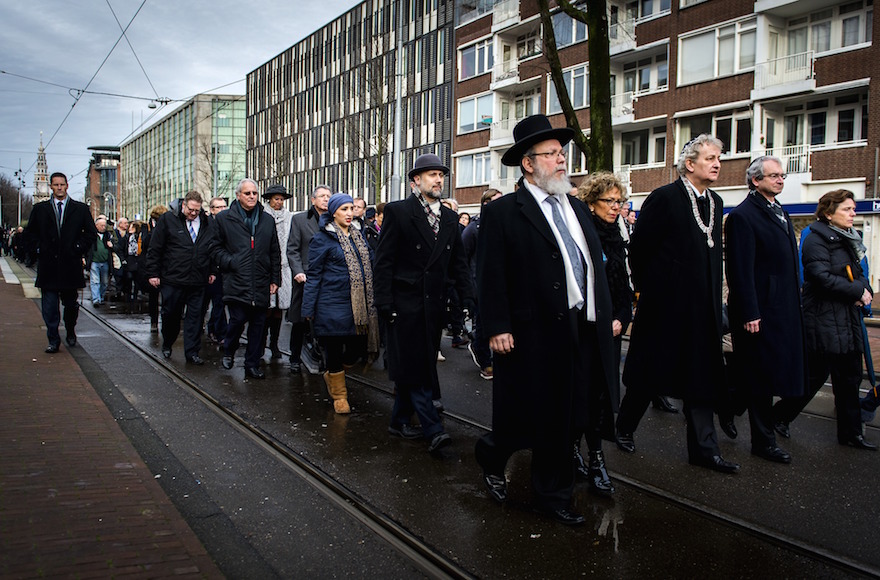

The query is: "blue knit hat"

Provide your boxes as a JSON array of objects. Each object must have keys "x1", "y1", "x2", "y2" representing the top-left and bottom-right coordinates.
[{"x1": 327, "y1": 192, "x2": 354, "y2": 217}]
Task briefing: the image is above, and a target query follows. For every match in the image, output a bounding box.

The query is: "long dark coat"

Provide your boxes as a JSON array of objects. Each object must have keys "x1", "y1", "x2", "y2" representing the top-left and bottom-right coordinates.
[
  {"x1": 373, "y1": 193, "x2": 473, "y2": 386},
  {"x1": 286, "y1": 206, "x2": 321, "y2": 323},
  {"x1": 143, "y1": 208, "x2": 218, "y2": 286},
  {"x1": 477, "y1": 185, "x2": 616, "y2": 450},
  {"x1": 725, "y1": 192, "x2": 806, "y2": 397},
  {"x1": 802, "y1": 220, "x2": 872, "y2": 354},
  {"x1": 622, "y1": 179, "x2": 725, "y2": 402},
  {"x1": 24, "y1": 198, "x2": 96, "y2": 290}
]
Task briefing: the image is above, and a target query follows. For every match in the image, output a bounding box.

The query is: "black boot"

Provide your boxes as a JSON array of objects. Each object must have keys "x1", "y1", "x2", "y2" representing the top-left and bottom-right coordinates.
[
  {"x1": 588, "y1": 450, "x2": 615, "y2": 497},
  {"x1": 268, "y1": 316, "x2": 283, "y2": 359}
]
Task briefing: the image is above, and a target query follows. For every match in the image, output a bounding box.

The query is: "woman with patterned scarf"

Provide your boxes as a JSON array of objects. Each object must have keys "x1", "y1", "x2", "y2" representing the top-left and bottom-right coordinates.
[{"x1": 302, "y1": 192, "x2": 379, "y2": 414}]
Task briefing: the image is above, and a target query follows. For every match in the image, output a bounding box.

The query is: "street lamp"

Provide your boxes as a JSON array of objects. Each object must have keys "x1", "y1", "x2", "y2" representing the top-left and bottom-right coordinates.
[{"x1": 104, "y1": 192, "x2": 115, "y2": 222}]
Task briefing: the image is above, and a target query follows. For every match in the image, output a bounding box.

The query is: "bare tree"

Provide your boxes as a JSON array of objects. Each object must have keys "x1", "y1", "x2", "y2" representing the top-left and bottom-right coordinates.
[
  {"x1": 538, "y1": 0, "x2": 614, "y2": 172},
  {"x1": 197, "y1": 137, "x2": 246, "y2": 201},
  {"x1": 0, "y1": 173, "x2": 32, "y2": 227}
]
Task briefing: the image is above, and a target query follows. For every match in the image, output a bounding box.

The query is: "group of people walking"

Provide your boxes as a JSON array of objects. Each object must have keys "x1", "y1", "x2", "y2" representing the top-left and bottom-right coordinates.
[{"x1": 20, "y1": 114, "x2": 879, "y2": 527}]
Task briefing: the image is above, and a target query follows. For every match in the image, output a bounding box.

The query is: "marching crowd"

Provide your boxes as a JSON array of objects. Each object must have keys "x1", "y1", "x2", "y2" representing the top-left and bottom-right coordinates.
[{"x1": 17, "y1": 114, "x2": 880, "y2": 526}]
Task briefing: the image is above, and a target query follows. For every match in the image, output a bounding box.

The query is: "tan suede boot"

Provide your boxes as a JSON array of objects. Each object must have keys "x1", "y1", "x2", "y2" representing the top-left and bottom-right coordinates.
[{"x1": 325, "y1": 370, "x2": 350, "y2": 414}]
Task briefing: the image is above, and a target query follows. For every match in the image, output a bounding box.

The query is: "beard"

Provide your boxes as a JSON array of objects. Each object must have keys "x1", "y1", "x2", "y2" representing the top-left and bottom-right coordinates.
[
  {"x1": 418, "y1": 182, "x2": 443, "y2": 200},
  {"x1": 532, "y1": 163, "x2": 572, "y2": 196}
]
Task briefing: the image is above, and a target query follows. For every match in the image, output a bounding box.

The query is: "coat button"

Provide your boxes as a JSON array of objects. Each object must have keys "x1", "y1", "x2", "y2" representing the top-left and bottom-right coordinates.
[
  {"x1": 416, "y1": 243, "x2": 421, "y2": 250},
  {"x1": 553, "y1": 282, "x2": 561, "y2": 290},
  {"x1": 557, "y1": 313, "x2": 564, "y2": 320},
  {"x1": 447, "y1": 244, "x2": 451, "y2": 250},
  {"x1": 552, "y1": 252, "x2": 560, "y2": 259}
]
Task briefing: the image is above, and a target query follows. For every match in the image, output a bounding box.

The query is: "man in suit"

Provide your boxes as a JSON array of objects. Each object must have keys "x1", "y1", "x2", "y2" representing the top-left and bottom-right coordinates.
[
  {"x1": 144, "y1": 190, "x2": 218, "y2": 365},
  {"x1": 724, "y1": 156, "x2": 806, "y2": 463},
  {"x1": 474, "y1": 115, "x2": 616, "y2": 525},
  {"x1": 373, "y1": 153, "x2": 474, "y2": 453},
  {"x1": 619, "y1": 134, "x2": 739, "y2": 473},
  {"x1": 286, "y1": 185, "x2": 331, "y2": 374},
  {"x1": 23, "y1": 172, "x2": 97, "y2": 353}
]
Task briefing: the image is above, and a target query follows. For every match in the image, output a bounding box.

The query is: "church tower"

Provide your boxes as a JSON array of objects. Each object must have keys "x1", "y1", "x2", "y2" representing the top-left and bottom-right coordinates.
[{"x1": 33, "y1": 133, "x2": 50, "y2": 204}]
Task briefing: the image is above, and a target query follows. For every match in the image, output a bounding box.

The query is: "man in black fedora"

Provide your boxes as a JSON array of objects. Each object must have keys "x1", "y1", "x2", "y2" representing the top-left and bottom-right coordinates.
[
  {"x1": 474, "y1": 115, "x2": 616, "y2": 525},
  {"x1": 374, "y1": 153, "x2": 474, "y2": 454}
]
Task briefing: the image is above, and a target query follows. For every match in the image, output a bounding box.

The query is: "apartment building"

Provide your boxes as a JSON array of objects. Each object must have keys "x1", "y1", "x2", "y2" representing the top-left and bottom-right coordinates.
[
  {"x1": 119, "y1": 94, "x2": 246, "y2": 220},
  {"x1": 452, "y1": 0, "x2": 880, "y2": 282},
  {"x1": 84, "y1": 146, "x2": 120, "y2": 221},
  {"x1": 247, "y1": 0, "x2": 455, "y2": 211}
]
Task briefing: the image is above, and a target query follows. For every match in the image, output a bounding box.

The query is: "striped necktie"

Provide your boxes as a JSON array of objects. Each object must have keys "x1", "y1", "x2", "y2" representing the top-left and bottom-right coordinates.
[{"x1": 188, "y1": 220, "x2": 197, "y2": 242}]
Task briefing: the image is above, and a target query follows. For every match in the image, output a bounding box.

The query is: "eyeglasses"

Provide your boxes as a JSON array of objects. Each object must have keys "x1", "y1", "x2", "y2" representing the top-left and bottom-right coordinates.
[
  {"x1": 210, "y1": 204, "x2": 227, "y2": 210},
  {"x1": 240, "y1": 191, "x2": 259, "y2": 196},
  {"x1": 597, "y1": 198, "x2": 623, "y2": 207},
  {"x1": 764, "y1": 173, "x2": 787, "y2": 181},
  {"x1": 530, "y1": 149, "x2": 566, "y2": 160}
]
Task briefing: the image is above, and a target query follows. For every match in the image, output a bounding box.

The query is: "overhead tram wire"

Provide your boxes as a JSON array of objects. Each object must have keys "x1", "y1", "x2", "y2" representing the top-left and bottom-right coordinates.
[
  {"x1": 105, "y1": 0, "x2": 160, "y2": 100},
  {"x1": 0, "y1": 71, "x2": 176, "y2": 104}
]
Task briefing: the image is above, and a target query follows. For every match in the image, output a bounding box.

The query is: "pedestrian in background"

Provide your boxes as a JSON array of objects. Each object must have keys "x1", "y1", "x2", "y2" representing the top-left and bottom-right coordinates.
[
  {"x1": 262, "y1": 184, "x2": 294, "y2": 360},
  {"x1": 139, "y1": 205, "x2": 168, "y2": 333},
  {"x1": 203, "y1": 197, "x2": 228, "y2": 344},
  {"x1": 87, "y1": 216, "x2": 113, "y2": 307}
]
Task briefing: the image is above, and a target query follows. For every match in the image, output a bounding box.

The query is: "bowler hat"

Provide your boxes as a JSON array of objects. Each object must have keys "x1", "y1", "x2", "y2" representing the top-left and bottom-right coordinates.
[
  {"x1": 408, "y1": 153, "x2": 449, "y2": 180},
  {"x1": 262, "y1": 184, "x2": 292, "y2": 200},
  {"x1": 501, "y1": 115, "x2": 575, "y2": 167}
]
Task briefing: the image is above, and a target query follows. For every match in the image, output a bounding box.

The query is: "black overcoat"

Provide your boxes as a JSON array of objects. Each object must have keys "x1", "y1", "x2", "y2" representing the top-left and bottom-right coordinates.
[
  {"x1": 143, "y1": 209, "x2": 218, "y2": 286},
  {"x1": 373, "y1": 193, "x2": 473, "y2": 386},
  {"x1": 286, "y1": 207, "x2": 321, "y2": 323},
  {"x1": 725, "y1": 192, "x2": 806, "y2": 397},
  {"x1": 24, "y1": 198, "x2": 96, "y2": 290},
  {"x1": 477, "y1": 185, "x2": 616, "y2": 449},
  {"x1": 622, "y1": 179, "x2": 725, "y2": 402}
]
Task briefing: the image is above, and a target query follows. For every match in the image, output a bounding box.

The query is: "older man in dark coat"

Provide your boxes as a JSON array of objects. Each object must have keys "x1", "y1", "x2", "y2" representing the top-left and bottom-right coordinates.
[
  {"x1": 373, "y1": 153, "x2": 474, "y2": 454},
  {"x1": 619, "y1": 134, "x2": 739, "y2": 473},
  {"x1": 725, "y1": 156, "x2": 806, "y2": 463},
  {"x1": 475, "y1": 115, "x2": 616, "y2": 525},
  {"x1": 23, "y1": 172, "x2": 97, "y2": 353}
]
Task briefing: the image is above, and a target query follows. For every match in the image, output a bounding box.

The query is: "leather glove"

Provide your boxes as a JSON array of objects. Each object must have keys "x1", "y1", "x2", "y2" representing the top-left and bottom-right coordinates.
[{"x1": 377, "y1": 304, "x2": 397, "y2": 323}]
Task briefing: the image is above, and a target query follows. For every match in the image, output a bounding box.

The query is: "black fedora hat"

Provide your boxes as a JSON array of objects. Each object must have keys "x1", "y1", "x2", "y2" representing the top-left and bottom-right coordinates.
[
  {"x1": 501, "y1": 115, "x2": 575, "y2": 167},
  {"x1": 262, "y1": 184, "x2": 292, "y2": 200},
  {"x1": 408, "y1": 153, "x2": 450, "y2": 180}
]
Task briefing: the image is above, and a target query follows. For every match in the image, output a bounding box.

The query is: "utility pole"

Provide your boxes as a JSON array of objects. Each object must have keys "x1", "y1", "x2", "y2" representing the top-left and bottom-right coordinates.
[{"x1": 15, "y1": 159, "x2": 23, "y2": 226}]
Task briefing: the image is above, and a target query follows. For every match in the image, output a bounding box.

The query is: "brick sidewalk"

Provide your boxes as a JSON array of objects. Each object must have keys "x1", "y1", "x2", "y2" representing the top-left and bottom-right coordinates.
[{"x1": 0, "y1": 263, "x2": 222, "y2": 578}]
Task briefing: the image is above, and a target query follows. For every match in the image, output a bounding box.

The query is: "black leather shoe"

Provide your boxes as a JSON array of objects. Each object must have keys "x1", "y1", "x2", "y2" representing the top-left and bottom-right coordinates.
[
  {"x1": 388, "y1": 424, "x2": 423, "y2": 439},
  {"x1": 427, "y1": 432, "x2": 451, "y2": 452},
  {"x1": 288, "y1": 360, "x2": 301, "y2": 374},
  {"x1": 45, "y1": 344, "x2": 59, "y2": 354},
  {"x1": 573, "y1": 445, "x2": 590, "y2": 479},
  {"x1": 221, "y1": 356, "x2": 234, "y2": 369},
  {"x1": 752, "y1": 445, "x2": 792, "y2": 463},
  {"x1": 587, "y1": 450, "x2": 615, "y2": 496},
  {"x1": 244, "y1": 366, "x2": 265, "y2": 379},
  {"x1": 186, "y1": 355, "x2": 205, "y2": 365},
  {"x1": 65, "y1": 334, "x2": 77, "y2": 348},
  {"x1": 719, "y1": 415, "x2": 738, "y2": 439},
  {"x1": 483, "y1": 473, "x2": 508, "y2": 503},
  {"x1": 689, "y1": 455, "x2": 740, "y2": 474},
  {"x1": 616, "y1": 431, "x2": 635, "y2": 453},
  {"x1": 652, "y1": 396, "x2": 679, "y2": 413},
  {"x1": 161, "y1": 348, "x2": 172, "y2": 359},
  {"x1": 840, "y1": 435, "x2": 878, "y2": 450},
  {"x1": 535, "y1": 507, "x2": 586, "y2": 526},
  {"x1": 774, "y1": 421, "x2": 791, "y2": 439}
]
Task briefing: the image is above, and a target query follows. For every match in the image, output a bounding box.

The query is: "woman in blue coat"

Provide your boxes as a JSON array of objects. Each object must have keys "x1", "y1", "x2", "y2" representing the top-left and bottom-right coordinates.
[{"x1": 302, "y1": 193, "x2": 379, "y2": 414}]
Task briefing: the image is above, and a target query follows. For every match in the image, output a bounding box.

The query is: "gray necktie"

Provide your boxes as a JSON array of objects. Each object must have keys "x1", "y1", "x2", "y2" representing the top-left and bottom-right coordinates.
[{"x1": 546, "y1": 195, "x2": 586, "y2": 304}]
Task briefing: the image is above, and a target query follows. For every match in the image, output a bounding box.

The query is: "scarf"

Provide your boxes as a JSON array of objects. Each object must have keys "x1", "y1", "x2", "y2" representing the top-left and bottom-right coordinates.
[
  {"x1": 829, "y1": 224, "x2": 867, "y2": 262},
  {"x1": 335, "y1": 225, "x2": 379, "y2": 355},
  {"x1": 592, "y1": 214, "x2": 633, "y2": 314},
  {"x1": 234, "y1": 201, "x2": 260, "y2": 236}
]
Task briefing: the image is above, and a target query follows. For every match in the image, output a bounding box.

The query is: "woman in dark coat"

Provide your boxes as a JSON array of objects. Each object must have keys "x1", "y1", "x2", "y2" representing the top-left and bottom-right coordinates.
[
  {"x1": 302, "y1": 193, "x2": 378, "y2": 414},
  {"x1": 774, "y1": 190, "x2": 876, "y2": 449}
]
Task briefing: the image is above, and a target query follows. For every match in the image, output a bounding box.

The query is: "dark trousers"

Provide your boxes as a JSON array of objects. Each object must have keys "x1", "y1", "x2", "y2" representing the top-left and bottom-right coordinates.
[
  {"x1": 747, "y1": 395, "x2": 777, "y2": 450},
  {"x1": 320, "y1": 335, "x2": 366, "y2": 373},
  {"x1": 683, "y1": 401, "x2": 721, "y2": 461},
  {"x1": 147, "y1": 287, "x2": 160, "y2": 325},
  {"x1": 391, "y1": 381, "x2": 444, "y2": 439},
  {"x1": 41, "y1": 288, "x2": 79, "y2": 347},
  {"x1": 225, "y1": 302, "x2": 268, "y2": 369},
  {"x1": 616, "y1": 388, "x2": 652, "y2": 435},
  {"x1": 160, "y1": 284, "x2": 206, "y2": 359},
  {"x1": 289, "y1": 321, "x2": 307, "y2": 363},
  {"x1": 774, "y1": 351, "x2": 863, "y2": 442},
  {"x1": 204, "y1": 276, "x2": 227, "y2": 341}
]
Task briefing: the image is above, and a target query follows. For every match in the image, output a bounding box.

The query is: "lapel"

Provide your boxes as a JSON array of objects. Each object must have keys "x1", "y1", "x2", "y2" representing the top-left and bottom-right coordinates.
[
  {"x1": 515, "y1": 185, "x2": 558, "y2": 249},
  {"x1": 406, "y1": 194, "x2": 438, "y2": 248},
  {"x1": 748, "y1": 191, "x2": 790, "y2": 235},
  {"x1": 426, "y1": 206, "x2": 457, "y2": 267}
]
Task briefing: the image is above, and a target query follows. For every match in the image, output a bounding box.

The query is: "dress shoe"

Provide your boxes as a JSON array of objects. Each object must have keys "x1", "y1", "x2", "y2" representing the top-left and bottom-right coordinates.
[
  {"x1": 719, "y1": 415, "x2": 738, "y2": 439},
  {"x1": 221, "y1": 356, "x2": 234, "y2": 370},
  {"x1": 689, "y1": 455, "x2": 740, "y2": 474},
  {"x1": 652, "y1": 396, "x2": 679, "y2": 413},
  {"x1": 774, "y1": 421, "x2": 791, "y2": 439},
  {"x1": 427, "y1": 432, "x2": 452, "y2": 453},
  {"x1": 616, "y1": 431, "x2": 635, "y2": 453},
  {"x1": 244, "y1": 366, "x2": 266, "y2": 379},
  {"x1": 751, "y1": 445, "x2": 792, "y2": 464},
  {"x1": 535, "y1": 507, "x2": 585, "y2": 526},
  {"x1": 483, "y1": 473, "x2": 508, "y2": 503},
  {"x1": 388, "y1": 424, "x2": 423, "y2": 439},
  {"x1": 573, "y1": 445, "x2": 590, "y2": 479},
  {"x1": 840, "y1": 435, "x2": 878, "y2": 450},
  {"x1": 587, "y1": 450, "x2": 615, "y2": 496},
  {"x1": 288, "y1": 360, "x2": 301, "y2": 374},
  {"x1": 65, "y1": 333, "x2": 77, "y2": 348},
  {"x1": 45, "y1": 344, "x2": 59, "y2": 354},
  {"x1": 161, "y1": 348, "x2": 172, "y2": 359},
  {"x1": 186, "y1": 355, "x2": 205, "y2": 365}
]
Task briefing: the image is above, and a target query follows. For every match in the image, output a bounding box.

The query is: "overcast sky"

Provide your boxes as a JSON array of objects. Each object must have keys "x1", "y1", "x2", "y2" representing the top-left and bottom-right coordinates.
[{"x1": 0, "y1": 0, "x2": 362, "y2": 202}]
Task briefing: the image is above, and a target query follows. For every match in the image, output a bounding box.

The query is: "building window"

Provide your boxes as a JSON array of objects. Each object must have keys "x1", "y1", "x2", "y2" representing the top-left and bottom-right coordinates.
[
  {"x1": 457, "y1": 152, "x2": 491, "y2": 187},
  {"x1": 460, "y1": 39, "x2": 493, "y2": 80},
  {"x1": 622, "y1": 50, "x2": 668, "y2": 96},
  {"x1": 564, "y1": 141, "x2": 588, "y2": 174},
  {"x1": 458, "y1": 94, "x2": 493, "y2": 133},
  {"x1": 622, "y1": 130, "x2": 649, "y2": 165},
  {"x1": 787, "y1": 2, "x2": 873, "y2": 55},
  {"x1": 679, "y1": 109, "x2": 751, "y2": 156},
  {"x1": 517, "y1": 30, "x2": 540, "y2": 60},
  {"x1": 630, "y1": 0, "x2": 670, "y2": 20},
  {"x1": 552, "y1": 10, "x2": 587, "y2": 47},
  {"x1": 548, "y1": 65, "x2": 589, "y2": 114},
  {"x1": 679, "y1": 18, "x2": 756, "y2": 85}
]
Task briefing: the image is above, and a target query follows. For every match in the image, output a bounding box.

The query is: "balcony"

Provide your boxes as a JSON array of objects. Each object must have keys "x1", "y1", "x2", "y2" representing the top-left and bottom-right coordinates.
[
  {"x1": 492, "y1": 0, "x2": 520, "y2": 31},
  {"x1": 752, "y1": 51, "x2": 816, "y2": 100},
  {"x1": 609, "y1": 18, "x2": 636, "y2": 55},
  {"x1": 765, "y1": 144, "x2": 810, "y2": 175},
  {"x1": 611, "y1": 91, "x2": 635, "y2": 121}
]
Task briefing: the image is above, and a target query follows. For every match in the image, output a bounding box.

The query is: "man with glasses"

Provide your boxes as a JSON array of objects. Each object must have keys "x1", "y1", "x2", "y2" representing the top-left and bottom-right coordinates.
[
  {"x1": 203, "y1": 197, "x2": 229, "y2": 344},
  {"x1": 724, "y1": 156, "x2": 805, "y2": 463},
  {"x1": 215, "y1": 179, "x2": 281, "y2": 379},
  {"x1": 145, "y1": 190, "x2": 218, "y2": 364},
  {"x1": 474, "y1": 115, "x2": 615, "y2": 525}
]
